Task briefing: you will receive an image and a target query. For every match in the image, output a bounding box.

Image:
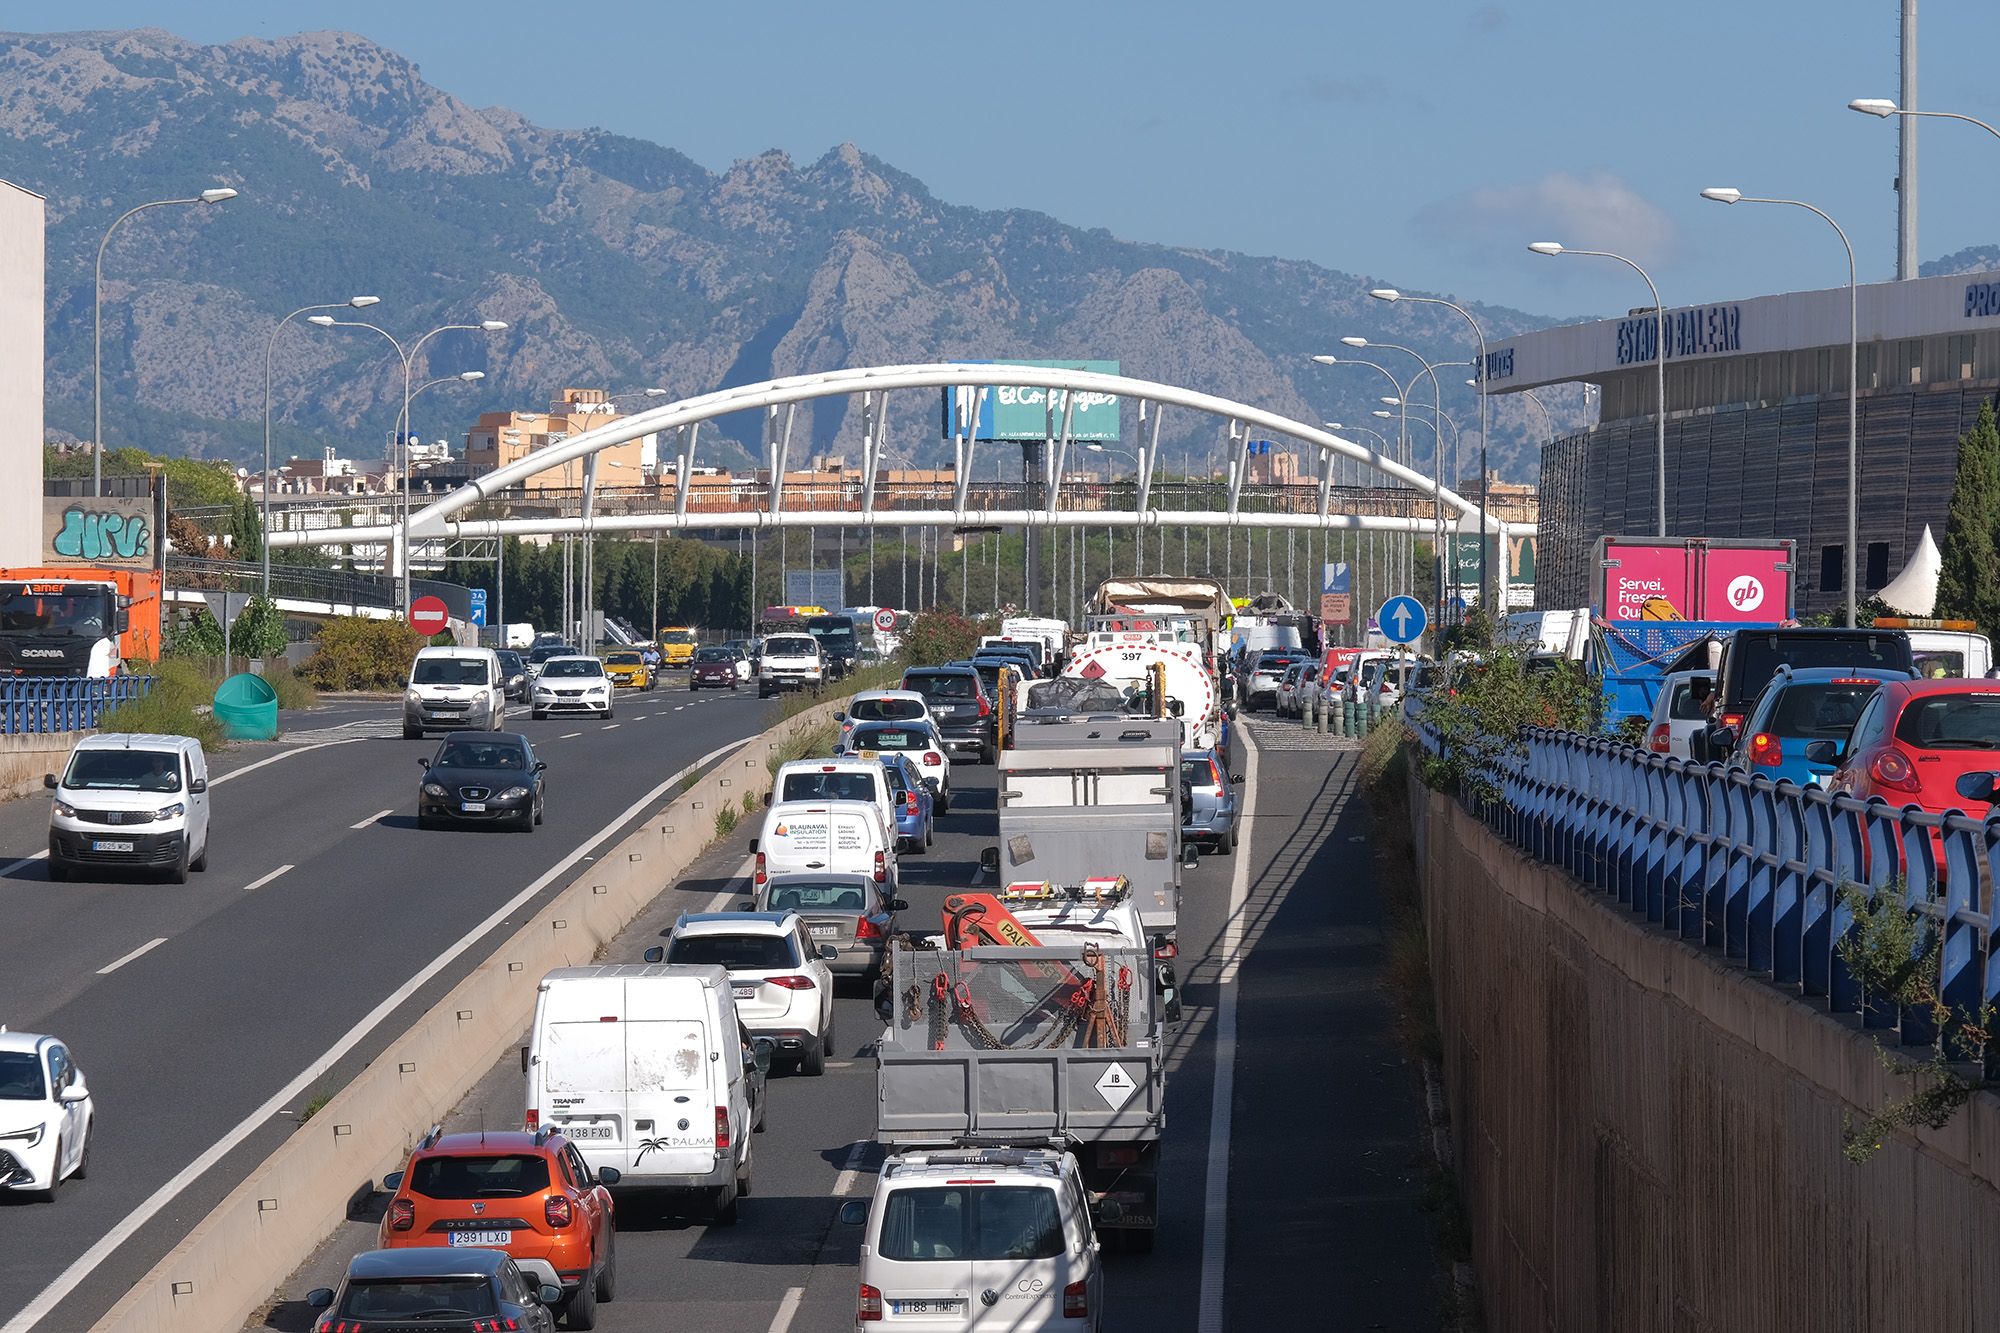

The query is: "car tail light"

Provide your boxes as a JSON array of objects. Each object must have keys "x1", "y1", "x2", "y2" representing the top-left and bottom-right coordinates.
[
  {"x1": 921, "y1": 751, "x2": 941, "y2": 766},
  {"x1": 1064, "y1": 1279, "x2": 1090, "y2": 1318},
  {"x1": 525, "y1": 1107, "x2": 540, "y2": 1130},
  {"x1": 977, "y1": 693, "x2": 991, "y2": 717},
  {"x1": 1208, "y1": 757, "x2": 1224, "y2": 786},
  {"x1": 904, "y1": 791, "x2": 920, "y2": 815},
  {"x1": 1721, "y1": 712, "x2": 1744, "y2": 731},
  {"x1": 715, "y1": 1105, "x2": 731, "y2": 1151},
  {"x1": 1648, "y1": 722, "x2": 1672, "y2": 754},
  {"x1": 1870, "y1": 747, "x2": 1922, "y2": 793},
  {"x1": 1152, "y1": 938, "x2": 1178, "y2": 960},
  {"x1": 545, "y1": 1193, "x2": 573, "y2": 1229},
  {"x1": 754, "y1": 851, "x2": 767, "y2": 887},
  {"x1": 873, "y1": 850, "x2": 886, "y2": 883},
  {"x1": 858, "y1": 1283, "x2": 884, "y2": 1321},
  {"x1": 855, "y1": 916, "x2": 884, "y2": 941},
  {"x1": 388, "y1": 1197, "x2": 414, "y2": 1231},
  {"x1": 768, "y1": 974, "x2": 818, "y2": 989},
  {"x1": 469, "y1": 1318, "x2": 521, "y2": 1331},
  {"x1": 1749, "y1": 732, "x2": 1782, "y2": 766}
]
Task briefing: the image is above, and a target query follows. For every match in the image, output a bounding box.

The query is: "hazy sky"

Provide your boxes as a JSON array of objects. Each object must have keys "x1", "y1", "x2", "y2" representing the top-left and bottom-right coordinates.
[{"x1": 7, "y1": 0, "x2": 1993, "y2": 322}]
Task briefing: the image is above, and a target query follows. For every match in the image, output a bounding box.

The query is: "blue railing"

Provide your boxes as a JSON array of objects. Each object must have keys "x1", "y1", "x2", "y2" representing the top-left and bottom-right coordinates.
[
  {"x1": 1416, "y1": 721, "x2": 2000, "y2": 1063},
  {"x1": 0, "y1": 676, "x2": 157, "y2": 734}
]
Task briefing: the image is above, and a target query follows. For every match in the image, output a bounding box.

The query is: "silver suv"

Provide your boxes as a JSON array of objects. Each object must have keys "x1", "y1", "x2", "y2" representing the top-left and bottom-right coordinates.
[{"x1": 1181, "y1": 748, "x2": 1241, "y2": 855}]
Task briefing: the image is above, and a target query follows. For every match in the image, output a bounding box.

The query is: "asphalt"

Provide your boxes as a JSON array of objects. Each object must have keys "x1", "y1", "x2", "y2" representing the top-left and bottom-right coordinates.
[
  {"x1": 0, "y1": 675, "x2": 776, "y2": 1332},
  {"x1": 242, "y1": 709, "x2": 1441, "y2": 1331}
]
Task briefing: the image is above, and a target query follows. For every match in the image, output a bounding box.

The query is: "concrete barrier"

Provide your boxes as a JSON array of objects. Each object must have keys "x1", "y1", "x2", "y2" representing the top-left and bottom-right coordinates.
[
  {"x1": 91, "y1": 700, "x2": 846, "y2": 1333},
  {"x1": 0, "y1": 729, "x2": 90, "y2": 800},
  {"x1": 1413, "y1": 776, "x2": 2000, "y2": 1330}
]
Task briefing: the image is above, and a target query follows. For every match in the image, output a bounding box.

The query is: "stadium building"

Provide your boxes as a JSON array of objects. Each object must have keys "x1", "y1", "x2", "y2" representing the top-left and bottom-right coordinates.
[{"x1": 1483, "y1": 268, "x2": 2000, "y2": 617}]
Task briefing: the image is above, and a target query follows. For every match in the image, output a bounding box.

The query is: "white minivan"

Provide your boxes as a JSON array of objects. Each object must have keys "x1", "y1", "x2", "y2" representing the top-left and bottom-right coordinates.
[
  {"x1": 751, "y1": 799, "x2": 897, "y2": 896},
  {"x1": 46, "y1": 733, "x2": 211, "y2": 883},
  {"x1": 525, "y1": 964, "x2": 769, "y2": 1225},
  {"x1": 404, "y1": 645, "x2": 506, "y2": 738},
  {"x1": 770, "y1": 758, "x2": 896, "y2": 843}
]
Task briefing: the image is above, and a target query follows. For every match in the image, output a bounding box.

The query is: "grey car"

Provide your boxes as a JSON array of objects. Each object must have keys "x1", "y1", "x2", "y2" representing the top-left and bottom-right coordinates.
[
  {"x1": 741, "y1": 872, "x2": 907, "y2": 979},
  {"x1": 307, "y1": 1247, "x2": 560, "y2": 1332},
  {"x1": 1181, "y1": 748, "x2": 1242, "y2": 854}
]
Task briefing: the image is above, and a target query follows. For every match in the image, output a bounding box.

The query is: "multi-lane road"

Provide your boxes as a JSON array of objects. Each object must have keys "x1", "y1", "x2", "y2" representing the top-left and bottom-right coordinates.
[
  {"x1": 0, "y1": 680, "x2": 774, "y2": 1333},
  {"x1": 239, "y1": 714, "x2": 1440, "y2": 1331}
]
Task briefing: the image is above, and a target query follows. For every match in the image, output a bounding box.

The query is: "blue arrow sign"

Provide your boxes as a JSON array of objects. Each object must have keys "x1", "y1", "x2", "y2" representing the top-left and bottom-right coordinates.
[
  {"x1": 1377, "y1": 595, "x2": 1427, "y2": 645},
  {"x1": 468, "y1": 588, "x2": 488, "y2": 628}
]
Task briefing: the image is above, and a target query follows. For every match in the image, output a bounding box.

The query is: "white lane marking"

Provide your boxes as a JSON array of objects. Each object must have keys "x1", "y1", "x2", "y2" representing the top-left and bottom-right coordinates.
[
  {"x1": 832, "y1": 1138, "x2": 870, "y2": 1197},
  {"x1": 560, "y1": 732, "x2": 583, "y2": 740},
  {"x1": 0, "y1": 850, "x2": 49, "y2": 877},
  {"x1": 601, "y1": 723, "x2": 620, "y2": 731},
  {"x1": 95, "y1": 937, "x2": 168, "y2": 976},
  {"x1": 0, "y1": 733, "x2": 752, "y2": 1333},
  {"x1": 1196, "y1": 729, "x2": 1259, "y2": 1333},
  {"x1": 349, "y1": 808, "x2": 394, "y2": 830},
  {"x1": 767, "y1": 1286, "x2": 806, "y2": 1333},
  {"x1": 242, "y1": 864, "x2": 295, "y2": 893}
]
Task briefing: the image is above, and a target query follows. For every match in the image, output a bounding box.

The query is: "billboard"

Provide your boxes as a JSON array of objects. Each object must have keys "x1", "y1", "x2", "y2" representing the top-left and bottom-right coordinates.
[
  {"x1": 1448, "y1": 535, "x2": 1537, "y2": 589},
  {"x1": 784, "y1": 569, "x2": 844, "y2": 610},
  {"x1": 1320, "y1": 561, "x2": 1352, "y2": 625},
  {"x1": 1592, "y1": 537, "x2": 1795, "y2": 623},
  {"x1": 940, "y1": 360, "x2": 1121, "y2": 442}
]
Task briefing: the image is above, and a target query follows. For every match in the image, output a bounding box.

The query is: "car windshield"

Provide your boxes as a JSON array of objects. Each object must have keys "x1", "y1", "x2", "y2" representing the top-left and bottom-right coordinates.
[
  {"x1": 852, "y1": 725, "x2": 927, "y2": 751},
  {"x1": 495, "y1": 653, "x2": 524, "y2": 673},
  {"x1": 766, "y1": 881, "x2": 871, "y2": 912},
  {"x1": 852, "y1": 697, "x2": 925, "y2": 722},
  {"x1": 0, "y1": 1052, "x2": 47, "y2": 1100},
  {"x1": 541, "y1": 659, "x2": 603, "y2": 678},
  {"x1": 1913, "y1": 650, "x2": 1967, "y2": 678},
  {"x1": 1766, "y1": 682, "x2": 1879, "y2": 739},
  {"x1": 666, "y1": 933, "x2": 800, "y2": 969},
  {"x1": 408, "y1": 1154, "x2": 551, "y2": 1200},
  {"x1": 338, "y1": 1277, "x2": 499, "y2": 1320},
  {"x1": 1181, "y1": 758, "x2": 1219, "y2": 788},
  {"x1": 767, "y1": 636, "x2": 816, "y2": 656},
  {"x1": 781, "y1": 771, "x2": 878, "y2": 804},
  {"x1": 877, "y1": 1185, "x2": 1066, "y2": 1262},
  {"x1": 1669, "y1": 678, "x2": 1711, "y2": 721},
  {"x1": 695, "y1": 648, "x2": 735, "y2": 662},
  {"x1": 529, "y1": 645, "x2": 577, "y2": 663},
  {"x1": 606, "y1": 653, "x2": 642, "y2": 666},
  {"x1": 909, "y1": 673, "x2": 974, "y2": 699},
  {"x1": 661, "y1": 631, "x2": 697, "y2": 645},
  {"x1": 412, "y1": 658, "x2": 488, "y2": 685},
  {"x1": 0, "y1": 586, "x2": 112, "y2": 636},
  {"x1": 64, "y1": 748, "x2": 182, "y2": 793},
  {"x1": 435, "y1": 741, "x2": 527, "y2": 770},
  {"x1": 1893, "y1": 694, "x2": 2000, "y2": 749}
]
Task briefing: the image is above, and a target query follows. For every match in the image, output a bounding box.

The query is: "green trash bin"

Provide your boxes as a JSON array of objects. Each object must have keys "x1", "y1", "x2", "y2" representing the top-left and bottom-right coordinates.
[{"x1": 213, "y1": 672, "x2": 279, "y2": 741}]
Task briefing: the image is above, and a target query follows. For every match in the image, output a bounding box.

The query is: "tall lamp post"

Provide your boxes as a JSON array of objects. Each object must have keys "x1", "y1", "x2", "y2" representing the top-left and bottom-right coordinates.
[
  {"x1": 95, "y1": 187, "x2": 239, "y2": 496},
  {"x1": 311, "y1": 317, "x2": 508, "y2": 613},
  {"x1": 1701, "y1": 187, "x2": 1859, "y2": 628},
  {"x1": 263, "y1": 295, "x2": 380, "y2": 595},
  {"x1": 567, "y1": 388, "x2": 668, "y2": 647},
  {"x1": 1526, "y1": 242, "x2": 1668, "y2": 536}
]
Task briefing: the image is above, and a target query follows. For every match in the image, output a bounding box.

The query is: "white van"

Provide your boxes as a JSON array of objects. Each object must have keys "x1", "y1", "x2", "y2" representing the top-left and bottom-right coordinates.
[
  {"x1": 46, "y1": 733, "x2": 211, "y2": 883},
  {"x1": 770, "y1": 758, "x2": 896, "y2": 842},
  {"x1": 751, "y1": 799, "x2": 897, "y2": 895},
  {"x1": 525, "y1": 964, "x2": 768, "y2": 1225},
  {"x1": 842, "y1": 1145, "x2": 1104, "y2": 1330},
  {"x1": 404, "y1": 645, "x2": 505, "y2": 739}
]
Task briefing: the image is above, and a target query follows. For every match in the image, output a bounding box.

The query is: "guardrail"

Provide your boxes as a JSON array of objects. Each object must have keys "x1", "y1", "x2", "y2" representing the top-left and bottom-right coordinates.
[
  {"x1": 0, "y1": 676, "x2": 156, "y2": 734},
  {"x1": 1415, "y1": 721, "x2": 2000, "y2": 1063}
]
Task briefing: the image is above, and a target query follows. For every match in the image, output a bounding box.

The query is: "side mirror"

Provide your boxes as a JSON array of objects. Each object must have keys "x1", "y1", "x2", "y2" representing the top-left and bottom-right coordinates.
[
  {"x1": 888, "y1": 898, "x2": 909, "y2": 912},
  {"x1": 1955, "y1": 771, "x2": 2000, "y2": 804},
  {"x1": 535, "y1": 760, "x2": 548, "y2": 772},
  {"x1": 382, "y1": 1170, "x2": 405, "y2": 1191},
  {"x1": 752, "y1": 1038, "x2": 774, "y2": 1073},
  {"x1": 642, "y1": 945, "x2": 665, "y2": 964},
  {"x1": 1182, "y1": 844, "x2": 1200, "y2": 869},
  {"x1": 537, "y1": 1284, "x2": 565, "y2": 1307},
  {"x1": 737, "y1": 900, "x2": 756, "y2": 911},
  {"x1": 306, "y1": 1289, "x2": 334, "y2": 1310},
  {"x1": 1803, "y1": 739, "x2": 1843, "y2": 767},
  {"x1": 416, "y1": 757, "x2": 430, "y2": 770},
  {"x1": 979, "y1": 846, "x2": 1000, "y2": 875},
  {"x1": 762, "y1": 792, "x2": 772, "y2": 808},
  {"x1": 1230, "y1": 773, "x2": 1244, "y2": 784},
  {"x1": 58, "y1": 1084, "x2": 88, "y2": 1104},
  {"x1": 596, "y1": 1166, "x2": 621, "y2": 1186},
  {"x1": 1168, "y1": 699, "x2": 1185, "y2": 718},
  {"x1": 833, "y1": 710, "x2": 845, "y2": 721},
  {"x1": 838, "y1": 1199, "x2": 870, "y2": 1225},
  {"x1": 818, "y1": 944, "x2": 839, "y2": 961},
  {"x1": 748, "y1": 838, "x2": 759, "y2": 853},
  {"x1": 42, "y1": 773, "x2": 57, "y2": 789},
  {"x1": 188, "y1": 777, "x2": 207, "y2": 794}
]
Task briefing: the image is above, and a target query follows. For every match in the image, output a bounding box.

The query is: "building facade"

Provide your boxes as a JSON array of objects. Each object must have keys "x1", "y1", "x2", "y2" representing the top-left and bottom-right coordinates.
[
  {"x1": 0, "y1": 179, "x2": 43, "y2": 565},
  {"x1": 462, "y1": 387, "x2": 655, "y2": 492}
]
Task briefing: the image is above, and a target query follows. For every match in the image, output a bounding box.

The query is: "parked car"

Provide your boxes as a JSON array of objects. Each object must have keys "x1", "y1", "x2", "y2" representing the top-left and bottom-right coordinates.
[
  {"x1": 417, "y1": 732, "x2": 547, "y2": 831},
  {"x1": 690, "y1": 645, "x2": 744, "y2": 691},
  {"x1": 46, "y1": 732, "x2": 211, "y2": 883},
  {"x1": 0, "y1": 1030, "x2": 93, "y2": 1202},
  {"x1": 758, "y1": 632, "x2": 824, "y2": 698},
  {"x1": 376, "y1": 1127, "x2": 616, "y2": 1327},
  {"x1": 660, "y1": 912, "x2": 839, "y2": 1075},
  {"x1": 531, "y1": 656, "x2": 614, "y2": 720},
  {"x1": 901, "y1": 665, "x2": 994, "y2": 762},
  {"x1": 1693, "y1": 628, "x2": 1916, "y2": 761},
  {"x1": 307, "y1": 1248, "x2": 561, "y2": 1333},
  {"x1": 1181, "y1": 748, "x2": 1242, "y2": 855},
  {"x1": 744, "y1": 872, "x2": 907, "y2": 979},
  {"x1": 405, "y1": 645, "x2": 506, "y2": 739},
  {"x1": 1726, "y1": 666, "x2": 1907, "y2": 786}
]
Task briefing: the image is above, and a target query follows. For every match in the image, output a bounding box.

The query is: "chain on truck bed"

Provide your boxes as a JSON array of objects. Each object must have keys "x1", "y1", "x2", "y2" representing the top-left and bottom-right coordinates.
[{"x1": 907, "y1": 943, "x2": 1132, "y2": 1051}]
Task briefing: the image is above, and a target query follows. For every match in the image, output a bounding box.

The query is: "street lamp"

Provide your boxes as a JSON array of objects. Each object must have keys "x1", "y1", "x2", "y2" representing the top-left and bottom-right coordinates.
[
  {"x1": 310, "y1": 316, "x2": 508, "y2": 612},
  {"x1": 95, "y1": 186, "x2": 239, "y2": 495},
  {"x1": 567, "y1": 388, "x2": 670, "y2": 649},
  {"x1": 1701, "y1": 186, "x2": 1859, "y2": 627},
  {"x1": 1849, "y1": 97, "x2": 2000, "y2": 139},
  {"x1": 1527, "y1": 241, "x2": 1668, "y2": 537},
  {"x1": 262, "y1": 295, "x2": 380, "y2": 596}
]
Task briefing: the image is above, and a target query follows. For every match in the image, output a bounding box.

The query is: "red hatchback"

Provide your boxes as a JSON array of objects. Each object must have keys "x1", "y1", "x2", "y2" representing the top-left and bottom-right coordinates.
[{"x1": 1822, "y1": 679, "x2": 2000, "y2": 846}]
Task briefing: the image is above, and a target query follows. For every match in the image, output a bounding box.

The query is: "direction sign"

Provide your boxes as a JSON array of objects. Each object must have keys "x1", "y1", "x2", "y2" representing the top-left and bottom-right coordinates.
[
  {"x1": 468, "y1": 588, "x2": 488, "y2": 628},
  {"x1": 409, "y1": 595, "x2": 451, "y2": 637},
  {"x1": 1094, "y1": 1063, "x2": 1138, "y2": 1110},
  {"x1": 873, "y1": 607, "x2": 897, "y2": 632},
  {"x1": 1377, "y1": 595, "x2": 1428, "y2": 645}
]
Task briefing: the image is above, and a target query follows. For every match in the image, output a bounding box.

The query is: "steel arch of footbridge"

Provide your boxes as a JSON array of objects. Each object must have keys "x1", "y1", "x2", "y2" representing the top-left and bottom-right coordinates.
[{"x1": 268, "y1": 363, "x2": 1516, "y2": 548}]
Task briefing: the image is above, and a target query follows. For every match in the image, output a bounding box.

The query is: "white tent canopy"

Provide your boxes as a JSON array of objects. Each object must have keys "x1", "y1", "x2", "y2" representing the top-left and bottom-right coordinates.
[{"x1": 1876, "y1": 525, "x2": 1941, "y2": 615}]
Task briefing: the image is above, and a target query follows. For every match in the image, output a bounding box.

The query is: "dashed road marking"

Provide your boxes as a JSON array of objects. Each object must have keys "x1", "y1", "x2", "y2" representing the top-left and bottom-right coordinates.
[
  {"x1": 350, "y1": 808, "x2": 393, "y2": 829},
  {"x1": 560, "y1": 732, "x2": 583, "y2": 739},
  {"x1": 242, "y1": 864, "x2": 295, "y2": 893},
  {"x1": 96, "y1": 937, "x2": 167, "y2": 975},
  {"x1": 767, "y1": 1286, "x2": 805, "y2": 1333},
  {"x1": 833, "y1": 1138, "x2": 870, "y2": 1197},
  {"x1": 602, "y1": 723, "x2": 620, "y2": 731}
]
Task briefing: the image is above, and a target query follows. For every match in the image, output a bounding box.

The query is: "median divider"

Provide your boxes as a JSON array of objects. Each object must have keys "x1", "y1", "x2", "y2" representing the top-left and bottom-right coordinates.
[{"x1": 91, "y1": 697, "x2": 848, "y2": 1333}]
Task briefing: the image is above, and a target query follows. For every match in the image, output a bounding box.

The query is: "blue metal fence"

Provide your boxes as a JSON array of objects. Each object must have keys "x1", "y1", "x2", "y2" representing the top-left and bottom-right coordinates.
[
  {"x1": 1416, "y1": 722, "x2": 2000, "y2": 1065},
  {"x1": 0, "y1": 676, "x2": 157, "y2": 734}
]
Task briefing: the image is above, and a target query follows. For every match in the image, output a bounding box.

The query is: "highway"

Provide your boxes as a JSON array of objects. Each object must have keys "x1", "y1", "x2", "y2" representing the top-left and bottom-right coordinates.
[
  {"x1": 0, "y1": 680, "x2": 774, "y2": 1333},
  {"x1": 245, "y1": 715, "x2": 1439, "y2": 1330}
]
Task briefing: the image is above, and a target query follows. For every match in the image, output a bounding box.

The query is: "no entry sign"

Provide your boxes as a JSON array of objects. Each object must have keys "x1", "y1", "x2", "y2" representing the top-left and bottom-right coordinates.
[{"x1": 408, "y1": 595, "x2": 450, "y2": 636}]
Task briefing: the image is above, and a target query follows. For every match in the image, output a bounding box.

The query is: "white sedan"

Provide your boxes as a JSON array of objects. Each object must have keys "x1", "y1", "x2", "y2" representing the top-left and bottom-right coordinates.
[
  {"x1": 530, "y1": 655, "x2": 614, "y2": 720},
  {"x1": 0, "y1": 1030, "x2": 94, "y2": 1201},
  {"x1": 841, "y1": 720, "x2": 953, "y2": 814}
]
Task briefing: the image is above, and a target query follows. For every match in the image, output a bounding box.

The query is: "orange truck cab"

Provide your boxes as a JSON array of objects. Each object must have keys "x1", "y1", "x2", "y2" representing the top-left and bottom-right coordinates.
[{"x1": 0, "y1": 568, "x2": 163, "y2": 677}]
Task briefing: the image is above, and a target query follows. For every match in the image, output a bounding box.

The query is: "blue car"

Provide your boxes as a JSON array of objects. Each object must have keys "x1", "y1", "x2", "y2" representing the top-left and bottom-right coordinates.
[
  {"x1": 876, "y1": 751, "x2": 934, "y2": 854},
  {"x1": 1730, "y1": 664, "x2": 1912, "y2": 786}
]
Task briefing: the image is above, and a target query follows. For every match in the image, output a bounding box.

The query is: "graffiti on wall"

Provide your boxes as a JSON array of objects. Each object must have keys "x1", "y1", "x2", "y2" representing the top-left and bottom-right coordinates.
[{"x1": 41, "y1": 497, "x2": 158, "y2": 568}]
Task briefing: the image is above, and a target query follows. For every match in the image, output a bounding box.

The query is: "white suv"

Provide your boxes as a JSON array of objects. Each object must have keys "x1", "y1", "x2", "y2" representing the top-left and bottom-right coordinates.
[
  {"x1": 842, "y1": 1146, "x2": 1103, "y2": 1330},
  {"x1": 758, "y1": 633, "x2": 824, "y2": 698},
  {"x1": 663, "y1": 912, "x2": 838, "y2": 1075},
  {"x1": 530, "y1": 655, "x2": 613, "y2": 720},
  {"x1": 0, "y1": 1030, "x2": 95, "y2": 1202}
]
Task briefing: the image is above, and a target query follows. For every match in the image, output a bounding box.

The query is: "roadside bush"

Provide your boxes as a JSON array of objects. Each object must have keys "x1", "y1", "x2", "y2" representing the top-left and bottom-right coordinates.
[
  {"x1": 898, "y1": 610, "x2": 984, "y2": 668},
  {"x1": 164, "y1": 608, "x2": 226, "y2": 658},
  {"x1": 163, "y1": 597, "x2": 290, "y2": 661},
  {"x1": 300, "y1": 617, "x2": 425, "y2": 691},
  {"x1": 1417, "y1": 645, "x2": 1599, "y2": 801},
  {"x1": 98, "y1": 659, "x2": 224, "y2": 747}
]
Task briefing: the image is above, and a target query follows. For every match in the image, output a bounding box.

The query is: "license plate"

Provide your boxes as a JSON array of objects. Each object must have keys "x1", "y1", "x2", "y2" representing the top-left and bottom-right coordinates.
[
  {"x1": 808, "y1": 925, "x2": 838, "y2": 938},
  {"x1": 892, "y1": 1299, "x2": 965, "y2": 1315},
  {"x1": 562, "y1": 1123, "x2": 615, "y2": 1141},
  {"x1": 733, "y1": 985, "x2": 757, "y2": 999},
  {"x1": 446, "y1": 1230, "x2": 512, "y2": 1247},
  {"x1": 92, "y1": 840, "x2": 134, "y2": 853},
  {"x1": 461, "y1": 801, "x2": 487, "y2": 812}
]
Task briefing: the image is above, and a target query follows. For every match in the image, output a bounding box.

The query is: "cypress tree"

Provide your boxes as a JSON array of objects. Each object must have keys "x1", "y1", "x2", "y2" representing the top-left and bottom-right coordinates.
[{"x1": 1936, "y1": 400, "x2": 2000, "y2": 634}]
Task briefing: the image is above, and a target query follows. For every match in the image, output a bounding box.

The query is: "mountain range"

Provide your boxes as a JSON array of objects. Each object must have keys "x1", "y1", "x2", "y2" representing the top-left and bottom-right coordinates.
[{"x1": 0, "y1": 27, "x2": 1593, "y2": 483}]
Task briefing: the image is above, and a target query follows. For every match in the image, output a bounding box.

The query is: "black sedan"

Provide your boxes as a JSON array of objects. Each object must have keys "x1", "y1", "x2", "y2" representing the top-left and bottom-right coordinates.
[{"x1": 417, "y1": 733, "x2": 546, "y2": 831}]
